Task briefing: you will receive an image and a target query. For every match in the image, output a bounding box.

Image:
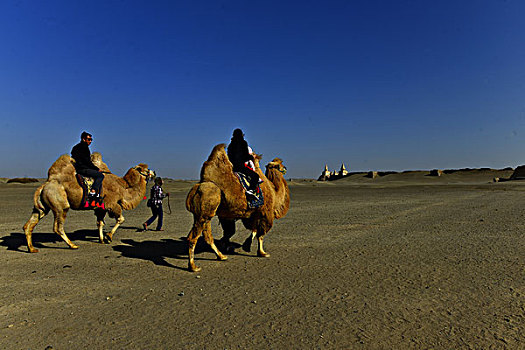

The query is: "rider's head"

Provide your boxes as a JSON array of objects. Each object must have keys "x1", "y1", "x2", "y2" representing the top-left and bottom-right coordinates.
[
  {"x1": 81, "y1": 131, "x2": 93, "y2": 145},
  {"x1": 155, "y1": 177, "x2": 163, "y2": 186},
  {"x1": 232, "y1": 128, "x2": 244, "y2": 139}
]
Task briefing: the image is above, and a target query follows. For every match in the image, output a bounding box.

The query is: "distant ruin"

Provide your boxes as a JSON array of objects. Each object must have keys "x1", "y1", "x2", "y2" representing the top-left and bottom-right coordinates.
[
  {"x1": 317, "y1": 163, "x2": 349, "y2": 181},
  {"x1": 318, "y1": 164, "x2": 516, "y2": 182},
  {"x1": 493, "y1": 165, "x2": 524, "y2": 182},
  {"x1": 510, "y1": 165, "x2": 525, "y2": 180}
]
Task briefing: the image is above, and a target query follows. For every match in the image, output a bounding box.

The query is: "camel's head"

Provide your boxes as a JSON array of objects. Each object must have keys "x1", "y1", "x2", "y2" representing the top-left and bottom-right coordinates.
[
  {"x1": 253, "y1": 153, "x2": 262, "y2": 168},
  {"x1": 133, "y1": 164, "x2": 156, "y2": 181},
  {"x1": 265, "y1": 158, "x2": 287, "y2": 175}
]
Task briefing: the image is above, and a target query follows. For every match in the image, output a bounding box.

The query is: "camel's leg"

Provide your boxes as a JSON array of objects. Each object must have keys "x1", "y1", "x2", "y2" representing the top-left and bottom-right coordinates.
[
  {"x1": 242, "y1": 231, "x2": 257, "y2": 253},
  {"x1": 186, "y1": 182, "x2": 221, "y2": 272},
  {"x1": 257, "y1": 235, "x2": 270, "y2": 258},
  {"x1": 53, "y1": 208, "x2": 78, "y2": 249},
  {"x1": 219, "y1": 217, "x2": 236, "y2": 253},
  {"x1": 202, "y1": 220, "x2": 227, "y2": 262},
  {"x1": 94, "y1": 208, "x2": 108, "y2": 243},
  {"x1": 219, "y1": 217, "x2": 236, "y2": 243},
  {"x1": 187, "y1": 217, "x2": 205, "y2": 272},
  {"x1": 106, "y1": 215, "x2": 124, "y2": 243},
  {"x1": 23, "y1": 209, "x2": 48, "y2": 253},
  {"x1": 97, "y1": 219, "x2": 106, "y2": 243},
  {"x1": 256, "y1": 227, "x2": 270, "y2": 258}
]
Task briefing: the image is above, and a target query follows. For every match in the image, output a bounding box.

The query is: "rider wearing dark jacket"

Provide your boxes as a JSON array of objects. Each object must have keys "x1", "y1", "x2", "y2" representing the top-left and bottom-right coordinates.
[
  {"x1": 227, "y1": 128, "x2": 260, "y2": 193},
  {"x1": 71, "y1": 141, "x2": 99, "y2": 172},
  {"x1": 71, "y1": 131, "x2": 104, "y2": 200}
]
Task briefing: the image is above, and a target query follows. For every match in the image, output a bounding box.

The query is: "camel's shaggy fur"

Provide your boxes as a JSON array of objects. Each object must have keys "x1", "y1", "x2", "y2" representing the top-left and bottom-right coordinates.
[
  {"x1": 185, "y1": 144, "x2": 290, "y2": 272},
  {"x1": 23, "y1": 152, "x2": 155, "y2": 252}
]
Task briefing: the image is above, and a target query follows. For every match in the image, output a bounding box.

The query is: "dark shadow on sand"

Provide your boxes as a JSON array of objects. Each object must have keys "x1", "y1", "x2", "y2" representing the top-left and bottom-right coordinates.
[
  {"x1": 0, "y1": 229, "x2": 102, "y2": 252},
  {"x1": 113, "y1": 238, "x2": 188, "y2": 269},
  {"x1": 112, "y1": 236, "x2": 249, "y2": 270}
]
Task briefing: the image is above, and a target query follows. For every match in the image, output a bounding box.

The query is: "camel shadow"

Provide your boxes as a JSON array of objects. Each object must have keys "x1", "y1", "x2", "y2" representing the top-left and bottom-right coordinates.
[
  {"x1": 112, "y1": 236, "x2": 245, "y2": 270},
  {"x1": 0, "y1": 229, "x2": 101, "y2": 252},
  {"x1": 113, "y1": 238, "x2": 189, "y2": 270}
]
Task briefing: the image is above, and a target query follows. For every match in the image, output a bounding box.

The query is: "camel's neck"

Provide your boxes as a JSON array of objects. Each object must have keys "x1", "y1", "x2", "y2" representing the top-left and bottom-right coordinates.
[
  {"x1": 121, "y1": 170, "x2": 148, "y2": 209},
  {"x1": 265, "y1": 168, "x2": 290, "y2": 219}
]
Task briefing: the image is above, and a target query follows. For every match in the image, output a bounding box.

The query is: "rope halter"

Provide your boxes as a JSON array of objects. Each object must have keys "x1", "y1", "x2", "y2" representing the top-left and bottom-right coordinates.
[
  {"x1": 133, "y1": 166, "x2": 154, "y2": 179},
  {"x1": 266, "y1": 163, "x2": 287, "y2": 175}
]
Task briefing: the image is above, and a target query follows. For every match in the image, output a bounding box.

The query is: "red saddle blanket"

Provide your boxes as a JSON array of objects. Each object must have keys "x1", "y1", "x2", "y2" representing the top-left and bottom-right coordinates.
[{"x1": 75, "y1": 174, "x2": 104, "y2": 210}]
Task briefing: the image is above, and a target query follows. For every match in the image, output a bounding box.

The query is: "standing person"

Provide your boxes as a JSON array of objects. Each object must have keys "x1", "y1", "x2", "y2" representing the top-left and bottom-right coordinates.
[
  {"x1": 143, "y1": 177, "x2": 169, "y2": 231},
  {"x1": 71, "y1": 131, "x2": 104, "y2": 205},
  {"x1": 227, "y1": 128, "x2": 260, "y2": 195}
]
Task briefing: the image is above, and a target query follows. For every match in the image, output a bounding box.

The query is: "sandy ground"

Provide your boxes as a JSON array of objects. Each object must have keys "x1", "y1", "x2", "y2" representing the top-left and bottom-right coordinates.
[{"x1": 0, "y1": 170, "x2": 524, "y2": 349}]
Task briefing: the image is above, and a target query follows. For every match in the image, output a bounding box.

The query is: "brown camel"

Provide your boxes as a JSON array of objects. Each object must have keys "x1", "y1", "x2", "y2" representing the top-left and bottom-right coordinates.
[
  {"x1": 185, "y1": 144, "x2": 290, "y2": 272},
  {"x1": 23, "y1": 152, "x2": 155, "y2": 252}
]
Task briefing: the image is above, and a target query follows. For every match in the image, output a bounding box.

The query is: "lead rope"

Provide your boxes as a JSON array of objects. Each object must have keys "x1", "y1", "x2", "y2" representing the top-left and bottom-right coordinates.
[
  {"x1": 144, "y1": 177, "x2": 151, "y2": 207},
  {"x1": 165, "y1": 193, "x2": 172, "y2": 215}
]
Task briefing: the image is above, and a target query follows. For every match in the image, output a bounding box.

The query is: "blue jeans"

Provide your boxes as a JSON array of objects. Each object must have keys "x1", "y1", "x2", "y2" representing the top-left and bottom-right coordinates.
[
  {"x1": 77, "y1": 168, "x2": 104, "y2": 194},
  {"x1": 145, "y1": 204, "x2": 163, "y2": 230}
]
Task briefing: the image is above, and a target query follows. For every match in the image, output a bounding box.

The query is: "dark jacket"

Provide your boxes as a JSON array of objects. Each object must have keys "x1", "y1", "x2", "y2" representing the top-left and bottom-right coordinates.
[
  {"x1": 71, "y1": 142, "x2": 99, "y2": 172},
  {"x1": 227, "y1": 138, "x2": 253, "y2": 171}
]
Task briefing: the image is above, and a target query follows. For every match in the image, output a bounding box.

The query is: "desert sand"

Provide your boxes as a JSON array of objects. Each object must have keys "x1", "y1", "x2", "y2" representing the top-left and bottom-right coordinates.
[{"x1": 0, "y1": 169, "x2": 523, "y2": 349}]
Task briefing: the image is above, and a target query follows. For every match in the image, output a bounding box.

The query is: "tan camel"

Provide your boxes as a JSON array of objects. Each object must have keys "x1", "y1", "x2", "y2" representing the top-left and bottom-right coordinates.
[
  {"x1": 23, "y1": 152, "x2": 155, "y2": 252},
  {"x1": 185, "y1": 144, "x2": 290, "y2": 272}
]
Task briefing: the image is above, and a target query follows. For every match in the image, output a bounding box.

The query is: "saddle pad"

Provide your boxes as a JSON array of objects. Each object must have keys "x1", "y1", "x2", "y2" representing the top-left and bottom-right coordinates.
[
  {"x1": 235, "y1": 172, "x2": 264, "y2": 209},
  {"x1": 75, "y1": 174, "x2": 98, "y2": 210}
]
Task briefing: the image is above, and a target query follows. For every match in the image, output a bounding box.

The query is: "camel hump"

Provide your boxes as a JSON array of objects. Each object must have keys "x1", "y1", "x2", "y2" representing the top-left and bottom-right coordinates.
[
  {"x1": 47, "y1": 154, "x2": 76, "y2": 180},
  {"x1": 200, "y1": 144, "x2": 234, "y2": 182},
  {"x1": 91, "y1": 152, "x2": 111, "y2": 173},
  {"x1": 207, "y1": 144, "x2": 228, "y2": 163},
  {"x1": 47, "y1": 152, "x2": 111, "y2": 182}
]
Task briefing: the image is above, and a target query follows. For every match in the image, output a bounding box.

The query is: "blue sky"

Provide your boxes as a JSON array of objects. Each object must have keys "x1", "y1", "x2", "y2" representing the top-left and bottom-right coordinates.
[{"x1": 1, "y1": 0, "x2": 524, "y2": 179}]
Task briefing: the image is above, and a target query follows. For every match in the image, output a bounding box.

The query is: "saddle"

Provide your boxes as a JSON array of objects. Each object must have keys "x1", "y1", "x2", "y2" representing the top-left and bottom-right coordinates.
[
  {"x1": 235, "y1": 172, "x2": 264, "y2": 209},
  {"x1": 75, "y1": 174, "x2": 104, "y2": 210}
]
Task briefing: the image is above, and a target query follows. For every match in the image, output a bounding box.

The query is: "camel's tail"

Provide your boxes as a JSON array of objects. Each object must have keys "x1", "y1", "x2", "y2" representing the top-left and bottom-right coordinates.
[
  {"x1": 186, "y1": 186, "x2": 195, "y2": 212},
  {"x1": 186, "y1": 182, "x2": 221, "y2": 216},
  {"x1": 31, "y1": 184, "x2": 49, "y2": 218}
]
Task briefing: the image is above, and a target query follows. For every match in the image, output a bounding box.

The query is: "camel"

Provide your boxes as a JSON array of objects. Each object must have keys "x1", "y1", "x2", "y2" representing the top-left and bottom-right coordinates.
[
  {"x1": 23, "y1": 152, "x2": 155, "y2": 252},
  {"x1": 185, "y1": 144, "x2": 290, "y2": 272}
]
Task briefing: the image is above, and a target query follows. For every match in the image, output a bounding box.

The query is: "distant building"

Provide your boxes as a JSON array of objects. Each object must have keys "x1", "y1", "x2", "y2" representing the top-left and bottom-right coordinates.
[
  {"x1": 339, "y1": 163, "x2": 348, "y2": 177},
  {"x1": 322, "y1": 165, "x2": 330, "y2": 177},
  {"x1": 318, "y1": 163, "x2": 349, "y2": 181}
]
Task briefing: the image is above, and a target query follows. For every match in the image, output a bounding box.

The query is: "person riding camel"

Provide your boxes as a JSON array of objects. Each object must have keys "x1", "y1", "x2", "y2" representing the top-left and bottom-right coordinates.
[
  {"x1": 71, "y1": 131, "x2": 105, "y2": 206},
  {"x1": 227, "y1": 128, "x2": 260, "y2": 196}
]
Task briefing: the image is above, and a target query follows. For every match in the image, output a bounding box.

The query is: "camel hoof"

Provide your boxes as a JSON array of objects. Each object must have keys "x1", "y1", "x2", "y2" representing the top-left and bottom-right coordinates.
[
  {"x1": 28, "y1": 248, "x2": 39, "y2": 253},
  {"x1": 217, "y1": 255, "x2": 228, "y2": 261},
  {"x1": 70, "y1": 245, "x2": 79, "y2": 250},
  {"x1": 257, "y1": 251, "x2": 270, "y2": 258},
  {"x1": 105, "y1": 234, "x2": 113, "y2": 243},
  {"x1": 189, "y1": 264, "x2": 202, "y2": 272}
]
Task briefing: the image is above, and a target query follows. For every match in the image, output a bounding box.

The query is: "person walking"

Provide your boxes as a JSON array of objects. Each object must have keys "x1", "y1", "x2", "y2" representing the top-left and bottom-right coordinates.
[{"x1": 143, "y1": 177, "x2": 169, "y2": 231}]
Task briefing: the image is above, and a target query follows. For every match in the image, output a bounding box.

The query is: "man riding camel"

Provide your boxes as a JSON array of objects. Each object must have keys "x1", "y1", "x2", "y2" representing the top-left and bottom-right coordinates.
[
  {"x1": 227, "y1": 128, "x2": 261, "y2": 196},
  {"x1": 71, "y1": 131, "x2": 104, "y2": 206}
]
